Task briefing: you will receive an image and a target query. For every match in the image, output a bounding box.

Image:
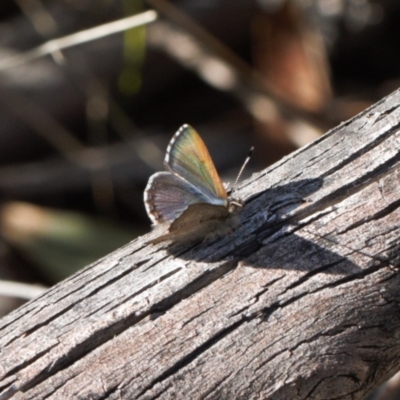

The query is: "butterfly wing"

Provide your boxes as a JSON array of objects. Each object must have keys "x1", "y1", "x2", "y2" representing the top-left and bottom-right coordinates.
[
  {"x1": 149, "y1": 203, "x2": 237, "y2": 244},
  {"x1": 165, "y1": 125, "x2": 227, "y2": 204},
  {"x1": 168, "y1": 203, "x2": 229, "y2": 231},
  {"x1": 144, "y1": 172, "x2": 212, "y2": 225}
]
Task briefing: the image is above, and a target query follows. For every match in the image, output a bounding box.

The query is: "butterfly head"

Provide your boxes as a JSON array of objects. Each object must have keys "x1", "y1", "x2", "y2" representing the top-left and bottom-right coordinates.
[{"x1": 227, "y1": 197, "x2": 243, "y2": 214}]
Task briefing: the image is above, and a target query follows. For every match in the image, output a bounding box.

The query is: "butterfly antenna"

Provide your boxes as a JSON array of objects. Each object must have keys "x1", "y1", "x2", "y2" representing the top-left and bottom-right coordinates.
[{"x1": 230, "y1": 147, "x2": 254, "y2": 196}]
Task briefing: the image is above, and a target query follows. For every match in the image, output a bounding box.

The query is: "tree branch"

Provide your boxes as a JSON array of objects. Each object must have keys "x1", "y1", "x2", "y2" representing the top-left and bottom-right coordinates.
[{"x1": 1, "y1": 89, "x2": 400, "y2": 399}]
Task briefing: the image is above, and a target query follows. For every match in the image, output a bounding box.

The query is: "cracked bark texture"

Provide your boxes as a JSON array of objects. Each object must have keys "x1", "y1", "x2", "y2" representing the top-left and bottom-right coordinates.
[{"x1": 2, "y1": 90, "x2": 400, "y2": 400}]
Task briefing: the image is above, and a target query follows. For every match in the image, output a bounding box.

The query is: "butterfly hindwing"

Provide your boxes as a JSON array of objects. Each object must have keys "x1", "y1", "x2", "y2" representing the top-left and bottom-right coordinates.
[
  {"x1": 169, "y1": 203, "x2": 229, "y2": 232},
  {"x1": 144, "y1": 171, "x2": 211, "y2": 225}
]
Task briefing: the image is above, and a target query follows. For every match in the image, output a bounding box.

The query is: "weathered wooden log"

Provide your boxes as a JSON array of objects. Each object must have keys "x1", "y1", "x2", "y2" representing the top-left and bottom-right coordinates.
[{"x1": 1, "y1": 89, "x2": 400, "y2": 400}]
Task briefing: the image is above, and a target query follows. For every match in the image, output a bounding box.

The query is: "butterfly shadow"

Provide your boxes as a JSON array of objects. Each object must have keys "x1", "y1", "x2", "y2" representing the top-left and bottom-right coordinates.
[{"x1": 155, "y1": 177, "x2": 366, "y2": 277}]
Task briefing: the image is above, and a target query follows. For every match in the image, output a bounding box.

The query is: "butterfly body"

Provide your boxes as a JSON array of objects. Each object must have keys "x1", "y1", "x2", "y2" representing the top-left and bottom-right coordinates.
[{"x1": 144, "y1": 125, "x2": 242, "y2": 244}]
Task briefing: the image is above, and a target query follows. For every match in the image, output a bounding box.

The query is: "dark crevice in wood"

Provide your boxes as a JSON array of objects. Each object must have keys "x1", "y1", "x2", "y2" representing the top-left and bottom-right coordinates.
[
  {"x1": 0, "y1": 375, "x2": 19, "y2": 400},
  {"x1": 4, "y1": 261, "x2": 127, "y2": 336},
  {"x1": 39, "y1": 372, "x2": 78, "y2": 400},
  {"x1": 306, "y1": 142, "x2": 341, "y2": 165},
  {"x1": 376, "y1": 272, "x2": 399, "y2": 285},
  {"x1": 303, "y1": 230, "x2": 394, "y2": 269},
  {"x1": 259, "y1": 262, "x2": 386, "y2": 324},
  {"x1": 135, "y1": 258, "x2": 151, "y2": 268},
  {"x1": 319, "y1": 323, "x2": 358, "y2": 340},
  {"x1": 149, "y1": 259, "x2": 238, "y2": 313},
  {"x1": 53, "y1": 259, "x2": 109, "y2": 291},
  {"x1": 320, "y1": 125, "x2": 400, "y2": 180},
  {"x1": 0, "y1": 378, "x2": 16, "y2": 395},
  {"x1": 286, "y1": 259, "x2": 346, "y2": 290},
  {"x1": 251, "y1": 344, "x2": 290, "y2": 379},
  {"x1": 321, "y1": 263, "x2": 385, "y2": 290},
  {"x1": 355, "y1": 327, "x2": 387, "y2": 336},
  {"x1": 1, "y1": 343, "x2": 58, "y2": 389},
  {"x1": 304, "y1": 378, "x2": 328, "y2": 400},
  {"x1": 9, "y1": 263, "x2": 135, "y2": 344},
  {"x1": 325, "y1": 113, "x2": 364, "y2": 135},
  {"x1": 145, "y1": 382, "x2": 174, "y2": 400},
  {"x1": 260, "y1": 302, "x2": 281, "y2": 322},
  {"x1": 291, "y1": 155, "x2": 400, "y2": 227},
  {"x1": 180, "y1": 305, "x2": 214, "y2": 327},
  {"x1": 96, "y1": 384, "x2": 120, "y2": 400},
  {"x1": 202, "y1": 371, "x2": 235, "y2": 400},
  {"x1": 357, "y1": 111, "x2": 385, "y2": 131},
  {"x1": 17, "y1": 319, "x2": 139, "y2": 394},
  {"x1": 83, "y1": 263, "x2": 140, "y2": 301},
  {"x1": 227, "y1": 297, "x2": 262, "y2": 319},
  {"x1": 375, "y1": 105, "x2": 400, "y2": 122},
  {"x1": 241, "y1": 276, "x2": 286, "y2": 312},
  {"x1": 135, "y1": 316, "x2": 252, "y2": 399},
  {"x1": 384, "y1": 240, "x2": 400, "y2": 267},
  {"x1": 320, "y1": 375, "x2": 362, "y2": 399},
  {"x1": 15, "y1": 302, "x2": 78, "y2": 340},
  {"x1": 339, "y1": 198, "x2": 400, "y2": 235},
  {"x1": 0, "y1": 303, "x2": 44, "y2": 337},
  {"x1": 141, "y1": 256, "x2": 172, "y2": 273},
  {"x1": 105, "y1": 266, "x2": 184, "y2": 315},
  {"x1": 279, "y1": 291, "x2": 314, "y2": 311},
  {"x1": 0, "y1": 387, "x2": 17, "y2": 400}
]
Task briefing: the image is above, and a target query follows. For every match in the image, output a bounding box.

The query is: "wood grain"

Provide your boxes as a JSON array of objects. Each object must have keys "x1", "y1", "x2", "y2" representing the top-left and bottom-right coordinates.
[{"x1": 1, "y1": 90, "x2": 400, "y2": 399}]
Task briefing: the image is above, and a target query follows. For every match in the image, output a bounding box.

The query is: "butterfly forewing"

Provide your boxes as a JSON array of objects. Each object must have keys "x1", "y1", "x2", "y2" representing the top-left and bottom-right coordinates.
[
  {"x1": 165, "y1": 125, "x2": 227, "y2": 204},
  {"x1": 144, "y1": 171, "x2": 211, "y2": 225}
]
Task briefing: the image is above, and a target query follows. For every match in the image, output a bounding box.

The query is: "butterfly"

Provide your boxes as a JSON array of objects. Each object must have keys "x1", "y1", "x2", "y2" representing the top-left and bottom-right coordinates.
[{"x1": 144, "y1": 124, "x2": 248, "y2": 244}]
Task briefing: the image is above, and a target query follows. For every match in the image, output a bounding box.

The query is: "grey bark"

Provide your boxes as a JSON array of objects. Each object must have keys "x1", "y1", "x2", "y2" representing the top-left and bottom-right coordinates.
[{"x1": 2, "y1": 89, "x2": 400, "y2": 400}]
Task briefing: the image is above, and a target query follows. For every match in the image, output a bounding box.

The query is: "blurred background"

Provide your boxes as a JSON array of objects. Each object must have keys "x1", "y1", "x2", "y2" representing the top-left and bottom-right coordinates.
[
  {"x1": 0, "y1": 1, "x2": 399, "y2": 397},
  {"x1": 1, "y1": 0, "x2": 399, "y2": 306}
]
